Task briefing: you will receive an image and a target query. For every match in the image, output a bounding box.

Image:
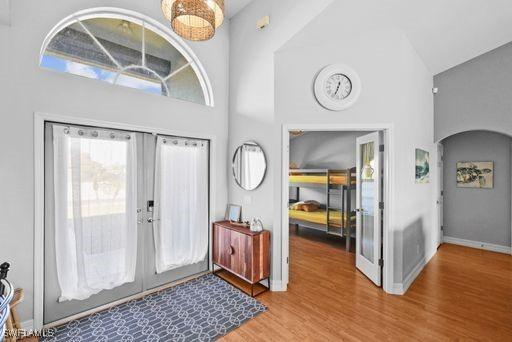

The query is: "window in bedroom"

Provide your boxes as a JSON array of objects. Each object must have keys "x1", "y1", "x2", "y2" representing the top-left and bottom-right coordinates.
[{"x1": 40, "y1": 9, "x2": 213, "y2": 106}]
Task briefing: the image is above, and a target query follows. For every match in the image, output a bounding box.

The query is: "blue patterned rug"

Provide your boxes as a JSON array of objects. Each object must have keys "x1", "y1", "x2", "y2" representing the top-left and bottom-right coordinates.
[{"x1": 43, "y1": 274, "x2": 266, "y2": 341}]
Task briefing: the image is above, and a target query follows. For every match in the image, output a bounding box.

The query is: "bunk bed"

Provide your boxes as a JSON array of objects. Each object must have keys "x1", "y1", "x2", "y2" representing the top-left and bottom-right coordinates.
[{"x1": 289, "y1": 168, "x2": 356, "y2": 251}]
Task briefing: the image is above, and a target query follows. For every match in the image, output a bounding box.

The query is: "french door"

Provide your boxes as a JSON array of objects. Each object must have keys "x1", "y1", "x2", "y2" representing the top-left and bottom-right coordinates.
[
  {"x1": 355, "y1": 132, "x2": 383, "y2": 286},
  {"x1": 44, "y1": 123, "x2": 209, "y2": 325}
]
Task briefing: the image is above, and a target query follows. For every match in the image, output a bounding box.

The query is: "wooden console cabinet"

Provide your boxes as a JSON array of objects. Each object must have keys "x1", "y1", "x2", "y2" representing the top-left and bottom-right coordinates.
[{"x1": 212, "y1": 221, "x2": 270, "y2": 296}]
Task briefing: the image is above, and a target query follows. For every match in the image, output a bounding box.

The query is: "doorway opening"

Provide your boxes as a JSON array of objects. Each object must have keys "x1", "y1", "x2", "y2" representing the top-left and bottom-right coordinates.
[
  {"x1": 281, "y1": 125, "x2": 393, "y2": 293},
  {"x1": 437, "y1": 130, "x2": 512, "y2": 255}
]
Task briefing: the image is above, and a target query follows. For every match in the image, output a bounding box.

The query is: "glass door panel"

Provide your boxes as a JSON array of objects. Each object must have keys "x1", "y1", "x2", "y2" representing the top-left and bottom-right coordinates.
[
  {"x1": 142, "y1": 134, "x2": 210, "y2": 291},
  {"x1": 44, "y1": 123, "x2": 144, "y2": 324}
]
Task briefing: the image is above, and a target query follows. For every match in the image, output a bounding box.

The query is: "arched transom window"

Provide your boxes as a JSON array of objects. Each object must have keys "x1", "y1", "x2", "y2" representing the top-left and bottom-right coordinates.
[{"x1": 40, "y1": 8, "x2": 214, "y2": 106}]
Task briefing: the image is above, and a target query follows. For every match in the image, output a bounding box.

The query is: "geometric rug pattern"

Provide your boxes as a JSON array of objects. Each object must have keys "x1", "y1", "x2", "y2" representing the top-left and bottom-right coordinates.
[{"x1": 42, "y1": 274, "x2": 266, "y2": 341}]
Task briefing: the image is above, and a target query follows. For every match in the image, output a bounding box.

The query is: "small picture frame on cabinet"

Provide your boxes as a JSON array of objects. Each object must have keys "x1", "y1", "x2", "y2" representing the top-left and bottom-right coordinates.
[{"x1": 225, "y1": 204, "x2": 242, "y2": 222}]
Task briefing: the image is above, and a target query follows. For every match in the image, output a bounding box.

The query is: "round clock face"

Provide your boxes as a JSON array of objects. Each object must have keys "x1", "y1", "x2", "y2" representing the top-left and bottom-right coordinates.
[
  {"x1": 325, "y1": 74, "x2": 352, "y2": 100},
  {"x1": 314, "y1": 64, "x2": 361, "y2": 111}
]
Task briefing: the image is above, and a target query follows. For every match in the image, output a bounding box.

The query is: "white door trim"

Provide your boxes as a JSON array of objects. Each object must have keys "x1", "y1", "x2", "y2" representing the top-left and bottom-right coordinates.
[
  {"x1": 437, "y1": 142, "x2": 444, "y2": 248},
  {"x1": 281, "y1": 123, "x2": 395, "y2": 294},
  {"x1": 33, "y1": 111, "x2": 218, "y2": 329}
]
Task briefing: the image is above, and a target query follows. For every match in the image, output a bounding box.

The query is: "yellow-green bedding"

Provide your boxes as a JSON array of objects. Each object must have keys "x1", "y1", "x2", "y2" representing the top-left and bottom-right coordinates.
[
  {"x1": 289, "y1": 174, "x2": 354, "y2": 185},
  {"x1": 289, "y1": 209, "x2": 355, "y2": 228}
]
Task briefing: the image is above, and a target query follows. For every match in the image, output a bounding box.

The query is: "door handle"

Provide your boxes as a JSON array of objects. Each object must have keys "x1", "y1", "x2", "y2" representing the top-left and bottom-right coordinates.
[
  {"x1": 147, "y1": 218, "x2": 160, "y2": 223},
  {"x1": 227, "y1": 246, "x2": 234, "y2": 255}
]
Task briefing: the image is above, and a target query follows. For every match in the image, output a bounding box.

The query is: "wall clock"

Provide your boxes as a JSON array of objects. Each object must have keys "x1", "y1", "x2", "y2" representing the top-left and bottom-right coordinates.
[{"x1": 314, "y1": 64, "x2": 361, "y2": 111}]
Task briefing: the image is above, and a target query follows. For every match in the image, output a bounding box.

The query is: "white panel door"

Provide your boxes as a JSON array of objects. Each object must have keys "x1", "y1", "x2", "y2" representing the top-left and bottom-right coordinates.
[{"x1": 355, "y1": 132, "x2": 382, "y2": 286}]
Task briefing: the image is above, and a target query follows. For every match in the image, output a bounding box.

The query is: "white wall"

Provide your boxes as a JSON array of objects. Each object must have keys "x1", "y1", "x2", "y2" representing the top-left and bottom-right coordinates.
[
  {"x1": 0, "y1": 0, "x2": 9, "y2": 26},
  {"x1": 0, "y1": 0, "x2": 229, "y2": 322},
  {"x1": 229, "y1": 0, "x2": 436, "y2": 290},
  {"x1": 228, "y1": 0, "x2": 334, "y2": 283}
]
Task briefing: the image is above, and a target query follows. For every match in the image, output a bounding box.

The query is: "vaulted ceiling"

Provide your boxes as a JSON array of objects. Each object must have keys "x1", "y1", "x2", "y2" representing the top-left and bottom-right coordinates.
[
  {"x1": 233, "y1": 0, "x2": 512, "y2": 75},
  {"x1": 384, "y1": 0, "x2": 512, "y2": 74},
  {"x1": 225, "y1": 0, "x2": 253, "y2": 19}
]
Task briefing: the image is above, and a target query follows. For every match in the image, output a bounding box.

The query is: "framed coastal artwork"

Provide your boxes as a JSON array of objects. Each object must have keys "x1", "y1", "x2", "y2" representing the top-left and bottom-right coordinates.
[
  {"x1": 415, "y1": 149, "x2": 430, "y2": 184},
  {"x1": 456, "y1": 161, "x2": 494, "y2": 188}
]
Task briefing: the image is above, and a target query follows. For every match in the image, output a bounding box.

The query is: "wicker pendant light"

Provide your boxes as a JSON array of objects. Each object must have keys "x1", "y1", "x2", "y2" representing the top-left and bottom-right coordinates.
[{"x1": 161, "y1": 0, "x2": 225, "y2": 41}]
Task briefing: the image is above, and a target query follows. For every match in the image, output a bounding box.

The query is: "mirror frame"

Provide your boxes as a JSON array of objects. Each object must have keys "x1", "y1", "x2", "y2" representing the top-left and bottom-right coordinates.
[{"x1": 232, "y1": 141, "x2": 267, "y2": 191}]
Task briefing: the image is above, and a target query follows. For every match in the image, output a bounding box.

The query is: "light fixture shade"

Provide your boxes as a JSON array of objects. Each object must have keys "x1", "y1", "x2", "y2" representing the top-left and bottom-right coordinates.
[
  {"x1": 208, "y1": 0, "x2": 225, "y2": 28},
  {"x1": 162, "y1": 0, "x2": 224, "y2": 41}
]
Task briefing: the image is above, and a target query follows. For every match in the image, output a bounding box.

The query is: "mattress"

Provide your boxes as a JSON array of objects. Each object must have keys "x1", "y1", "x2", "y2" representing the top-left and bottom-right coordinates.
[
  {"x1": 289, "y1": 174, "x2": 354, "y2": 185},
  {"x1": 289, "y1": 209, "x2": 355, "y2": 228}
]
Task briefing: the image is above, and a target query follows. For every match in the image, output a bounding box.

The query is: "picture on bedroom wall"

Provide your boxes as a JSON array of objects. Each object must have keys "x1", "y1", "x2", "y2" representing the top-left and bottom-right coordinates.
[
  {"x1": 456, "y1": 161, "x2": 494, "y2": 188},
  {"x1": 415, "y1": 149, "x2": 430, "y2": 184}
]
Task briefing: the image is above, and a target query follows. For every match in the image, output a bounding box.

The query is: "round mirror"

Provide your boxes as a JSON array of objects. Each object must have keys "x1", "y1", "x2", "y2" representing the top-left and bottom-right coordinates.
[{"x1": 232, "y1": 141, "x2": 267, "y2": 191}]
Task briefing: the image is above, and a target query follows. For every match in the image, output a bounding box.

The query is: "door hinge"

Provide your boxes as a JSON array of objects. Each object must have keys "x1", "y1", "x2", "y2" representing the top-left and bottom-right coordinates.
[
  {"x1": 378, "y1": 259, "x2": 383, "y2": 267},
  {"x1": 432, "y1": 87, "x2": 439, "y2": 94},
  {"x1": 286, "y1": 257, "x2": 289, "y2": 264},
  {"x1": 441, "y1": 225, "x2": 444, "y2": 231},
  {"x1": 379, "y1": 144, "x2": 384, "y2": 152},
  {"x1": 440, "y1": 190, "x2": 444, "y2": 196},
  {"x1": 379, "y1": 201, "x2": 384, "y2": 210}
]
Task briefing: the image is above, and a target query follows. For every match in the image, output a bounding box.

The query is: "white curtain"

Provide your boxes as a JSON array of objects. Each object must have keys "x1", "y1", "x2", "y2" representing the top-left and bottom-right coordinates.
[
  {"x1": 241, "y1": 144, "x2": 265, "y2": 189},
  {"x1": 53, "y1": 125, "x2": 137, "y2": 302},
  {"x1": 153, "y1": 136, "x2": 209, "y2": 274}
]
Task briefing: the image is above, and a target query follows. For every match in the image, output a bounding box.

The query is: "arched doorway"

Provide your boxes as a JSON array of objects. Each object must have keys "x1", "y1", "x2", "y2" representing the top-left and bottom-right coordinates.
[{"x1": 437, "y1": 130, "x2": 512, "y2": 254}]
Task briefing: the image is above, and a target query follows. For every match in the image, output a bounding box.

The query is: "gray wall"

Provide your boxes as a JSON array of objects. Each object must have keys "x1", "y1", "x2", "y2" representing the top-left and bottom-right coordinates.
[
  {"x1": 443, "y1": 131, "x2": 511, "y2": 247},
  {"x1": 434, "y1": 42, "x2": 512, "y2": 142},
  {"x1": 290, "y1": 131, "x2": 369, "y2": 205},
  {"x1": 0, "y1": 0, "x2": 229, "y2": 322},
  {"x1": 290, "y1": 131, "x2": 370, "y2": 170}
]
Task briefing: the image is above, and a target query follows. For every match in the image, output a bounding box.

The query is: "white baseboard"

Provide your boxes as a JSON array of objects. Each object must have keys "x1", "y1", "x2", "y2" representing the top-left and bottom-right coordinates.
[
  {"x1": 393, "y1": 247, "x2": 437, "y2": 295},
  {"x1": 443, "y1": 236, "x2": 511, "y2": 254},
  {"x1": 390, "y1": 283, "x2": 404, "y2": 295},
  {"x1": 270, "y1": 280, "x2": 287, "y2": 292}
]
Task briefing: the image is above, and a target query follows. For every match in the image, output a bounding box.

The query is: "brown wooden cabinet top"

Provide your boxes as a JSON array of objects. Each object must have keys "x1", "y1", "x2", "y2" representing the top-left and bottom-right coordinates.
[{"x1": 213, "y1": 220, "x2": 269, "y2": 236}]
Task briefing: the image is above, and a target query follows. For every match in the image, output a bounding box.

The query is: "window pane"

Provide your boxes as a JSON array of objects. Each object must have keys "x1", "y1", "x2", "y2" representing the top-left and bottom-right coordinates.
[
  {"x1": 360, "y1": 142, "x2": 375, "y2": 263},
  {"x1": 81, "y1": 18, "x2": 143, "y2": 68},
  {"x1": 116, "y1": 67, "x2": 166, "y2": 96},
  {"x1": 43, "y1": 21, "x2": 117, "y2": 79},
  {"x1": 144, "y1": 27, "x2": 188, "y2": 78},
  {"x1": 165, "y1": 65, "x2": 205, "y2": 105}
]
